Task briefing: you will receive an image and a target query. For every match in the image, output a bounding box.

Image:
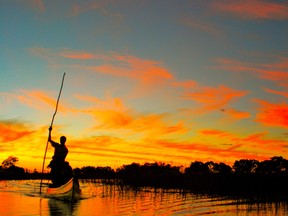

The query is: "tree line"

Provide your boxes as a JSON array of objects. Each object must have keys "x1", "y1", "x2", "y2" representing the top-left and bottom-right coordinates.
[
  {"x1": 73, "y1": 156, "x2": 288, "y2": 196},
  {"x1": 1, "y1": 155, "x2": 288, "y2": 178},
  {"x1": 2, "y1": 156, "x2": 288, "y2": 196},
  {"x1": 73, "y1": 156, "x2": 288, "y2": 178},
  {"x1": 0, "y1": 156, "x2": 45, "y2": 179}
]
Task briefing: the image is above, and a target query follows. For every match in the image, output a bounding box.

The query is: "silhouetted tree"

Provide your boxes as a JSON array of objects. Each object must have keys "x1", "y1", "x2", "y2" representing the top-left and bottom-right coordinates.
[
  {"x1": 256, "y1": 156, "x2": 288, "y2": 174},
  {"x1": 185, "y1": 161, "x2": 209, "y2": 174},
  {"x1": 73, "y1": 167, "x2": 82, "y2": 177},
  {"x1": 95, "y1": 166, "x2": 115, "y2": 178},
  {"x1": 233, "y1": 159, "x2": 259, "y2": 174},
  {"x1": 0, "y1": 156, "x2": 25, "y2": 179},
  {"x1": 117, "y1": 162, "x2": 141, "y2": 176},
  {"x1": 7, "y1": 166, "x2": 25, "y2": 175},
  {"x1": 2, "y1": 156, "x2": 19, "y2": 169},
  {"x1": 211, "y1": 162, "x2": 232, "y2": 174},
  {"x1": 270, "y1": 156, "x2": 287, "y2": 173}
]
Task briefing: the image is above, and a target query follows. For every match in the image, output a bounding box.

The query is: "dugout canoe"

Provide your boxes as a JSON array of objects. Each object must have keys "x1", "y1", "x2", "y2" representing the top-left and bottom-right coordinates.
[{"x1": 46, "y1": 178, "x2": 81, "y2": 201}]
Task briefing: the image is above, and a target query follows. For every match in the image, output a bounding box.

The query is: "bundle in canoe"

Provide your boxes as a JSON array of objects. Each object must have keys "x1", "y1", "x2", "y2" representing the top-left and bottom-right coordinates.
[{"x1": 46, "y1": 178, "x2": 81, "y2": 201}]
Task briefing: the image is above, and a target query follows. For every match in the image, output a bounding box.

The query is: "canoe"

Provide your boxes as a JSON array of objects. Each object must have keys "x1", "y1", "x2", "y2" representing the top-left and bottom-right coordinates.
[{"x1": 46, "y1": 178, "x2": 81, "y2": 201}]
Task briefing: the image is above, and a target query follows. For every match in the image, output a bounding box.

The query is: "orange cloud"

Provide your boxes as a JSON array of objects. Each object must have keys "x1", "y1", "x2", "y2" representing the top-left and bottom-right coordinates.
[
  {"x1": 2, "y1": 90, "x2": 68, "y2": 112},
  {"x1": 255, "y1": 100, "x2": 288, "y2": 128},
  {"x1": 0, "y1": 120, "x2": 34, "y2": 142},
  {"x1": 69, "y1": 135, "x2": 123, "y2": 149},
  {"x1": 231, "y1": 132, "x2": 287, "y2": 152},
  {"x1": 200, "y1": 129, "x2": 232, "y2": 138},
  {"x1": 200, "y1": 128, "x2": 286, "y2": 151},
  {"x1": 29, "y1": 47, "x2": 54, "y2": 61},
  {"x1": 147, "y1": 138, "x2": 270, "y2": 164},
  {"x1": 59, "y1": 52, "x2": 94, "y2": 60},
  {"x1": 0, "y1": 124, "x2": 60, "y2": 170},
  {"x1": 210, "y1": 0, "x2": 288, "y2": 20},
  {"x1": 172, "y1": 80, "x2": 198, "y2": 89},
  {"x1": 58, "y1": 50, "x2": 113, "y2": 61},
  {"x1": 33, "y1": 48, "x2": 174, "y2": 83},
  {"x1": 70, "y1": 1, "x2": 121, "y2": 18},
  {"x1": 214, "y1": 58, "x2": 253, "y2": 72},
  {"x1": 75, "y1": 94, "x2": 126, "y2": 108},
  {"x1": 214, "y1": 57, "x2": 288, "y2": 87},
  {"x1": 29, "y1": 48, "x2": 95, "y2": 62},
  {"x1": 257, "y1": 71, "x2": 288, "y2": 87},
  {"x1": 220, "y1": 108, "x2": 250, "y2": 120},
  {"x1": 236, "y1": 132, "x2": 270, "y2": 144},
  {"x1": 180, "y1": 15, "x2": 223, "y2": 36},
  {"x1": 93, "y1": 54, "x2": 173, "y2": 84},
  {"x1": 69, "y1": 136, "x2": 163, "y2": 161},
  {"x1": 60, "y1": 135, "x2": 199, "y2": 168},
  {"x1": 183, "y1": 85, "x2": 248, "y2": 112},
  {"x1": 75, "y1": 94, "x2": 187, "y2": 136},
  {"x1": 31, "y1": 0, "x2": 45, "y2": 12},
  {"x1": 264, "y1": 88, "x2": 288, "y2": 98},
  {"x1": 75, "y1": 55, "x2": 173, "y2": 97},
  {"x1": 71, "y1": 2, "x2": 102, "y2": 16},
  {"x1": 30, "y1": 48, "x2": 174, "y2": 94}
]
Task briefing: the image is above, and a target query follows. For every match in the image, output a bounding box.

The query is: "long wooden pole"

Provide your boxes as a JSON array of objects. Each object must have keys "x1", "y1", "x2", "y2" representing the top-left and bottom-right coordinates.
[{"x1": 40, "y1": 72, "x2": 66, "y2": 194}]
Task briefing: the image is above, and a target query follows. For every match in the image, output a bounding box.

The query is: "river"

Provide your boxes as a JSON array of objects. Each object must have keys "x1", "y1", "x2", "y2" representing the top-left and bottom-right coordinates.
[{"x1": 0, "y1": 179, "x2": 287, "y2": 215}]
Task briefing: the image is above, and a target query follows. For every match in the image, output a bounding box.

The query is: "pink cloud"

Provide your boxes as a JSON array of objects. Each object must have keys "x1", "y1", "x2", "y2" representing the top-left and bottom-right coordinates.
[{"x1": 210, "y1": 0, "x2": 288, "y2": 20}]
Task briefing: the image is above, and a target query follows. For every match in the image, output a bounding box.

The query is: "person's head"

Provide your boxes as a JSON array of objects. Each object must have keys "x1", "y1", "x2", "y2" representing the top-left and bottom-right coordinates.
[{"x1": 60, "y1": 136, "x2": 67, "y2": 145}]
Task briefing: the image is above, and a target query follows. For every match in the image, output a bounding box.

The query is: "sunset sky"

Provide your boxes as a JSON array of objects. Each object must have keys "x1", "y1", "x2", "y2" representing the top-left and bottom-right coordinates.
[{"x1": 1, "y1": 0, "x2": 288, "y2": 171}]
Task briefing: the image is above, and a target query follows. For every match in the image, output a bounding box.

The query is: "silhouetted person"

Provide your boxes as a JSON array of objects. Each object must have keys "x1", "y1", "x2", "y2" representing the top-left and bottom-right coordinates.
[{"x1": 48, "y1": 126, "x2": 71, "y2": 187}]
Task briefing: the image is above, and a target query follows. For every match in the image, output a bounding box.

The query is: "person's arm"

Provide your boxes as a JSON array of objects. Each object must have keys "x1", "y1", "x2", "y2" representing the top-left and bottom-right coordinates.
[{"x1": 48, "y1": 126, "x2": 57, "y2": 147}]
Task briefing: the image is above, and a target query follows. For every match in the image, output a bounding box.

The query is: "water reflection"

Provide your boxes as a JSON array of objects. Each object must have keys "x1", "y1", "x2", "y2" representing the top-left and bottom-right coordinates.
[
  {"x1": 1, "y1": 180, "x2": 288, "y2": 215},
  {"x1": 234, "y1": 199, "x2": 288, "y2": 216},
  {"x1": 76, "y1": 184, "x2": 288, "y2": 215},
  {"x1": 48, "y1": 199, "x2": 79, "y2": 216}
]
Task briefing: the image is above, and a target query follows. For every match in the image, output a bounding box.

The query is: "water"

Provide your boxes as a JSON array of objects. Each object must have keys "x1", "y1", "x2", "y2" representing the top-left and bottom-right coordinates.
[{"x1": 0, "y1": 180, "x2": 288, "y2": 215}]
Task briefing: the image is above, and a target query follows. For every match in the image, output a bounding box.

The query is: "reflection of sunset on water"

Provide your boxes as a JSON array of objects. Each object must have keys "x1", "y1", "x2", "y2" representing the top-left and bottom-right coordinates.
[
  {"x1": 1, "y1": 1, "x2": 288, "y2": 171},
  {"x1": 1, "y1": 180, "x2": 288, "y2": 215}
]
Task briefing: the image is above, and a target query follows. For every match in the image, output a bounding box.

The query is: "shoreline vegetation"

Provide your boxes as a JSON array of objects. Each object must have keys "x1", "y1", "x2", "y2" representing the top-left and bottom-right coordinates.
[{"x1": 1, "y1": 156, "x2": 288, "y2": 198}]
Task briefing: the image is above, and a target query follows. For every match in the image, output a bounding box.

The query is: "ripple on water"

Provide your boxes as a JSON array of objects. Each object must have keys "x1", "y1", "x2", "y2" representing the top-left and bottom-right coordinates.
[{"x1": 1, "y1": 180, "x2": 288, "y2": 215}]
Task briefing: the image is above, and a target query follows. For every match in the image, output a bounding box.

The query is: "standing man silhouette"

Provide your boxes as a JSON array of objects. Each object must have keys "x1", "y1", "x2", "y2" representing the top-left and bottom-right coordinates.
[{"x1": 47, "y1": 126, "x2": 69, "y2": 187}]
